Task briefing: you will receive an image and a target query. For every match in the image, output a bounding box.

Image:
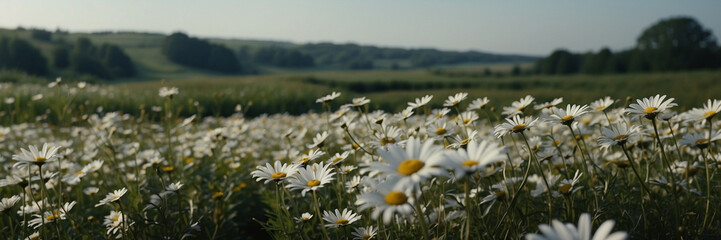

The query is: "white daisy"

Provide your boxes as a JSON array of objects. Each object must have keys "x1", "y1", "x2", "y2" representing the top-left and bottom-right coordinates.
[
  {"x1": 316, "y1": 91, "x2": 342, "y2": 104},
  {"x1": 0, "y1": 195, "x2": 21, "y2": 212},
  {"x1": 294, "y1": 212, "x2": 313, "y2": 223},
  {"x1": 308, "y1": 131, "x2": 329, "y2": 149},
  {"x1": 95, "y1": 188, "x2": 128, "y2": 207},
  {"x1": 447, "y1": 139, "x2": 505, "y2": 178},
  {"x1": 679, "y1": 131, "x2": 721, "y2": 149},
  {"x1": 327, "y1": 151, "x2": 351, "y2": 165},
  {"x1": 548, "y1": 104, "x2": 590, "y2": 126},
  {"x1": 467, "y1": 97, "x2": 491, "y2": 110},
  {"x1": 685, "y1": 99, "x2": 721, "y2": 121},
  {"x1": 251, "y1": 161, "x2": 299, "y2": 184},
  {"x1": 369, "y1": 137, "x2": 446, "y2": 190},
  {"x1": 352, "y1": 226, "x2": 378, "y2": 240},
  {"x1": 443, "y1": 92, "x2": 468, "y2": 107},
  {"x1": 297, "y1": 149, "x2": 326, "y2": 165},
  {"x1": 459, "y1": 111, "x2": 480, "y2": 126},
  {"x1": 535, "y1": 97, "x2": 564, "y2": 110},
  {"x1": 556, "y1": 170, "x2": 583, "y2": 196},
  {"x1": 590, "y1": 97, "x2": 615, "y2": 112},
  {"x1": 322, "y1": 208, "x2": 361, "y2": 228},
  {"x1": 626, "y1": 94, "x2": 677, "y2": 120},
  {"x1": 166, "y1": 181, "x2": 184, "y2": 192},
  {"x1": 597, "y1": 124, "x2": 644, "y2": 151},
  {"x1": 525, "y1": 213, "x2": 627, "y2": 240},
  {"x1": 286, "y1": 162, "x2": 335, "y2": 196},
  {"x1": 104, "y1": 210, "x2": 133, "y2": 238},
  {"x1": 494, "y1": 115, "x2": 539, "y2": 138},
  {"x1": 408, "y1": 95, "x2": 433, "y2": 109},
  {"x1": 158, "y1": 86, "x2": 179, "y2": 98},
  {"x1": 502, "y1": 95, "x2": 535, "y2": 116},
  {"x1": 349, "y1": 97, "x2": 371, "y2": 107},
  {"x1": 12, "y1": 143, "x2": 62, "y2": 167}
]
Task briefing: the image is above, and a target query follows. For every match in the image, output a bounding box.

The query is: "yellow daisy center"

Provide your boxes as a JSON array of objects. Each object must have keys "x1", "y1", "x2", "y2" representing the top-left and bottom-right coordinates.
[
  {"x1": 76, "y1": 171, "x2": 85, "y2": 175},
  {"x1": 552, "y1": 140, "x2": 562, "y2": 147},
  {"x1": 462, "y1": 160, "x2": 479, "y2": 168},
  {"x1": 381, "y1": 137, "x2": 396, "y2": 146},
  {"x1": 112, "y1": 214, "x2": 120, "y2": 222},
  {"x1": 612, "y1": 134, "x2": 628, "y2": 141},
  {"x1": 298, "y1": 157, "x2": 310, "y2": 163},
  {"x1": 594, "y1": 106, "x2": 605, "y2": 111},
  {"x1": 561, "y1": 115, "x2": 574, "y2": 122},
  {"x1": 271, "y1": 172, "x2": 287, "y2": 179},
  {"x1": 161, "y1": 166, "x2": 174, "y2": 172},
  {"x1": 435, "y1": 128, "x2": 447, "y2": 135},
  {"x1": 703, "y1": 110, "x2": 717, "y2": 119},
  {"x1": 511, "y1": 124, "x2": 526, "y2": 132},
  {"x1": 301, "y1": 217, "x2": 310, "y2": 221},
  {"x1": 559, "y1": 184, "x2": 572, "y2": 194},
  {"x1": 35, "y1": 157, "x2": 47, "y2": 162},
  {"x1": 643, "y1": 107, "x2": 658, "y2": 114},
  {"x1": 212, "y1": 191, "x2": 224, "y2": 199},
  {"x1": 696, "y1": 138, "x2": 709, "y2": 145},
  {"x1": 363, "y1": 234, "x2": 372, "y2": 239},
  {"x1": 517, "y1": 106, "x2": 526, "y2": 112},
  {"x1": 397, "y1": 159, "x2": 425, "y2": 176},
  {"x1": 384, "y1": 191, "x2": 408, "y2": 205},
  {"x1": 460, "y1": 138, "x2": 471, "y2": 146},
  {"x1": 111, "y1": 195, "x2": 121, "y2": 201},
  {"x1": 463, "y1": 118, "x2": 471, "y2": 124},
  {"x1": 335, "y1": 219, "x2": 349, "y2": 225},
  {"x1": 307, "y1": 180, "x2": 321, "y2": 187},
  {"x1": 496, "y1": 191, "x2": 506, "y2": 200}
]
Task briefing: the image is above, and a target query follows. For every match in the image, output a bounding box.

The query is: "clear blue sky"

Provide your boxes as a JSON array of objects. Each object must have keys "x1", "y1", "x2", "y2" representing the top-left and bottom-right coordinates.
[{"x1": 1, "y1": 0, "x2": 719, "y2": 55}]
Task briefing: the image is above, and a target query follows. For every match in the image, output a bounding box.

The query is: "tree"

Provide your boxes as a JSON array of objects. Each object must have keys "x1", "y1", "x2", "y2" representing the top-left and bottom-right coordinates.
[
  {"x1": 3, "y1": 38, "x2": 48, "y2": 76},
  {"x1": 53, "y1": 47, "x2": 70, "y2": 68},
  {"x1": 636, "y1": 16, "x2": 719, "y2": 71}
]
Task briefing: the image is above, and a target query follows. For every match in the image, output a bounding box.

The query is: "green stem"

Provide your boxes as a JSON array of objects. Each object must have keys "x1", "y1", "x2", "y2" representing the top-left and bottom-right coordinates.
[{"x1": 312, "y1": 191, "x2": 330, "y2": 240}]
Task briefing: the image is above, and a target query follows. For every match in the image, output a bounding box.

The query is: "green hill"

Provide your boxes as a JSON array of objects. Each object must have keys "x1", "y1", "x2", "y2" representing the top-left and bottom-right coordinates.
[{"x1": 0, "y1": 27, "x2": 536, "y2": 82}]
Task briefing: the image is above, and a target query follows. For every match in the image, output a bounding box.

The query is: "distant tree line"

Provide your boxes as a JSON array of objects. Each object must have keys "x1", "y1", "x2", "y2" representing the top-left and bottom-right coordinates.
[
  {"x1": 245, "y1": 46, "x2": 314, "y2": 67},
  {"x1": 161, "y1": 32, "x2": 240, "y2": 73},
  {"x1": 54, "y1": 38, "x2": 136, "y2": 79},
  {"x1": 0, "y1": 37, "x2": 49, "y2": 75},
  {"x1": 297, "y1": 43, "x2": 535, "y2": 69},
  {"x1": 536, "y1": 17, "x2": 720, "y2": 75}
]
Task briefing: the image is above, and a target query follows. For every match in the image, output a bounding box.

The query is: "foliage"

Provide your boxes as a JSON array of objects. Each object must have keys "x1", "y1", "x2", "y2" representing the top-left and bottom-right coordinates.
[
  {"x1": 161, "y1": 32, "x2": 240, "y2": 73},
  {"x1": 0, "y1": 37, "x2": 48, "y2": 76}
]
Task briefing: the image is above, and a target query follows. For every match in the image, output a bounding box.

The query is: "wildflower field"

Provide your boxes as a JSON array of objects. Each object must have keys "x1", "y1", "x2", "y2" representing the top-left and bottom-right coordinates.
[{"x1": 0, "y1": 73, "x2": 721, "y2": 239}]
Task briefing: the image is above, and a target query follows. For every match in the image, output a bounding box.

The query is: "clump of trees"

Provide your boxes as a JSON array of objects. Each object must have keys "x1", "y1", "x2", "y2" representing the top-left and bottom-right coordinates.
[
  {"x1": 0, "y1": 37, "x2": 48, "y2": 76},
  {"x1": 251, "y1": 46, "x2": 314, "y2": 67},
  {"x1": 161, "y1": 32, "x2": 240, "y2": 73},
  {"x1": 53, "y1": 38, "x2": 136, "y2": 79},
  {"x1": 536, "y1": 16, "x2": 720, "y2": 75}
]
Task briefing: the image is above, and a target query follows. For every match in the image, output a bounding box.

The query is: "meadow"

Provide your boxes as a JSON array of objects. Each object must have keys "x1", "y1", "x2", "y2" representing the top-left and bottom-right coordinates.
[{"x1": 0, "y1": 68, "x2": 720, "y2": 239}]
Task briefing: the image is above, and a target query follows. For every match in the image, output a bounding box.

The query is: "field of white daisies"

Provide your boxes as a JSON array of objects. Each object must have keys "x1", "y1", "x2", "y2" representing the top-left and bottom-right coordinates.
[{"x1": 0, "y1": 81, "x2": 720, "y2": 239}]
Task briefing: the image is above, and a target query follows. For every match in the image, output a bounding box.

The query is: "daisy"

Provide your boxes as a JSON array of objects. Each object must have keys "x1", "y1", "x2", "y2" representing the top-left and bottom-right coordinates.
[
  {"x1": 679, "y1": 131, "x2": 721, "y2": 149},
  {"x1": 0, "y1": 195, "x2": 21, "y2": 212},
  {"x1": 327, "y1": 151, "x2": 351, "y2": 165},
  {"x1": 166, "y1": 181, "x2": 184, "y2": 192},
  {"x1": 369, "y1": 137, "x2": 446, "y2": 189},
  {"x1": 158, "y1": 86, "x2": 179, "y2": 98},
  {"x1": 251, "y1": 161, "x2": 299, "y2": 184},
  {"x1": 12, "y1": 143, "x2": 62, "y2": 167},
  {"x1": 308, "y1": 131, "x2": 329, "y2": 148},
  {"x1": 502, "y1": 95, "x2": 535, "y2": 116},
  {"x1": 95, "y1": 188, "x2": 128, "y2": 207},
  {"x1": 459, "y1": 111, "x2": 479, "y2": 126},
  {"x1": 316, "y1": 91, "x2": 342, "y2": 104},
  {"x1": 349, "y1": 97, "x2": 371, "y2": 107},
  {"x1": 355, "y1": 180, "x2": 415, "y2": 224},
  {"x1": 626, "y1": 94, "x2": 677, "y2": 120},
  {"x1": 534, "y1": 97, "x2": 564, "y2": 110},
  {"x1": 525, "y1": 213, "x2": 628, "y2": 240},
  {"x1": 397, "y1": 106, "x2": 414, "y2": 120},
  {"x1": 297, "y1": 149, "x2": 326, "y2": 165},
  {"x1": 467, "y1": 97, "x2": 490, "y2": 110},
  {"x1": 427, "y1": 122, "x2": 454, "y2": 140},
  {"x1": 322, "y1": 208, "x2": 361, "y2": 228},
  {"x1": 597, "y1": 124, "x2": 644, "y2": 151},
  {"x1": 352, "y1": 226, "x2": 378, "y2": 240},
  {"x1": 408, "y1": 95, "x2": 433, "y2": 109},
  {"x1": 494, "y1": 115, "x2": 539, "y2": 138},
  {"x1": 295, "y1": 212, "x2": 313, "y2": 223},
  {"x1": 557, "y1": 170, "x2": 583, "y2": 196},
  {"x1": 447, "y1": 139, "x2": 505, "y2": 178},
  {"x1": 685, "y1": 99, "x2": 721, "y2": 121},
  {"x1": 25, "y1": 232, "x2": 40, "y2": 240},
  {"x1": 590, "y1": 97, "x2": 615, "y2": 112},
  {"x1": 286, "y1": 162, "x2": 335, "y2": 196},
  {"x1": 548, "y1": 104, "x2": 590, "y2": 126},
  {"x1": 105, "y1": 210, "x2": 133, "y2": 238},
  {"x1": 443, "y1": 92, "x2": 468, "y2": 107}
]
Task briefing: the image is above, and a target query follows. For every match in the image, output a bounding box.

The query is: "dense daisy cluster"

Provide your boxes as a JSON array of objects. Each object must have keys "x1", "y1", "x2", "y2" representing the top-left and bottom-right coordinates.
[{"x1": 0, "y1": 83, "x2": 719, "y2": 239}]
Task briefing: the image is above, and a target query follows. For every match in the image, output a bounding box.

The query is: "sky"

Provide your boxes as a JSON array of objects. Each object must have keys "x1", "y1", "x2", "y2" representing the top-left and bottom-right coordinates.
[{"x1": 1, "y1": 0, "x2": 720, "y2": 56}]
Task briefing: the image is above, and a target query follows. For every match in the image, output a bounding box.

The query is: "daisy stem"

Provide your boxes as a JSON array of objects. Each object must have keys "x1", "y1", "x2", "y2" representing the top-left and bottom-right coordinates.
[
  {"x1": 700, "y1": 147, "x2": 712, "y2": 234},
  {"x1": 650, "y1": 118, "x2": 681, "y2": 230},
  {"x1": 521, "y1": 133, "x2": 553, "y2": 221},
  {"x1": 413, "y1": 194, "x2": 430, "y2": 240},
  {"x1": 620, "y1": 144, "x2": 654, "y2": 200},
  {"x1": 344, "y1": 128, "x2": 373, "y2": 156},
  {"x1": 118, "y1": 202, "x2": 128, "y2": 240},
  {"x1": 464, "y1": 178, "x2": 471, "y2": 240},
  {"x1": 495, "y1": 133, "x2": 534, "y2": 230},
  {"x1": 311, "y1": 191, "x2": 330, "y2": 240}
]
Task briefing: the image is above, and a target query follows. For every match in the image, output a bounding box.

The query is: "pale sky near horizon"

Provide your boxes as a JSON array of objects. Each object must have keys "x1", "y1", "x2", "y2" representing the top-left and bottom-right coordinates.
[{"x1": 1, "y1": 0, "x2": 720, "y2": 55}]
